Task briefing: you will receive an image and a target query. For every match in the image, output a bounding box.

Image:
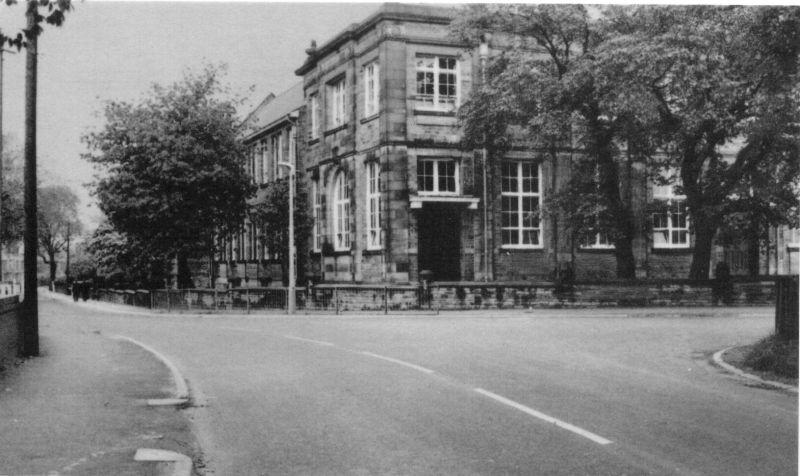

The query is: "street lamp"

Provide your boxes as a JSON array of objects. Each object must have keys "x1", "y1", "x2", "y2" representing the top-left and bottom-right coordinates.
[
  {"x1": 479, "y1": 33, "x2": 492, "y2": 282},
  {"x1": 277, "y1": 159, "x2": 296, "y2": 314}
]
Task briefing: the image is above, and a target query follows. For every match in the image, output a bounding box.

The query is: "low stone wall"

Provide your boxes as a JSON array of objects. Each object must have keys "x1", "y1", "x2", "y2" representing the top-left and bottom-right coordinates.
[
  {"x1": 0, "y1": 296, "x2": 21, "y2": 371},
  {"x1": 60, "y1": 279, "x2": 781, "y2": 313},
  {"x1": 317, "y1": 279, "x2": 778, "y2": 311}
]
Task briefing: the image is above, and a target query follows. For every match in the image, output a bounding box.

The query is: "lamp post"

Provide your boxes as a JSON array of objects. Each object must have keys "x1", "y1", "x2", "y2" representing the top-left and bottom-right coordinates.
[
  {"x1": 479, "y1": 34, "x2": 492, "y2": 282},
  {"x1": 277, "y1": 159, "x2": 296, "y2": 314}
]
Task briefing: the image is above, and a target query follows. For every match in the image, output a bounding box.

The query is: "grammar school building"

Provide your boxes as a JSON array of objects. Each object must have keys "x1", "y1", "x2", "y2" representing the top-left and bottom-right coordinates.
[{"x1": 214, "y1": 3, "x2": 799, "y2": 287}]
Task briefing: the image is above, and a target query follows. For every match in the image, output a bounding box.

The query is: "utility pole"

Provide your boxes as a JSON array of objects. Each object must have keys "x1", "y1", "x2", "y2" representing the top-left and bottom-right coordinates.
[{"x1": 20, "y1": 4, "x2": 39, "y2": 356}]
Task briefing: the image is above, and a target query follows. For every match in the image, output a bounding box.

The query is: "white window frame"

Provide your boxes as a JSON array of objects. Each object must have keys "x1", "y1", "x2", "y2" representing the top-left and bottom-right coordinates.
[
  {"x1": 788, "y1": 228, "x2": 800, "y2": 249},
  {"x1": 333, "y1": 172, "x2": 351, "y2": 251},
  {"x1": 310, "y1": 93, "x2": 320, "y2": 139},
  {"x1": 328, "y1": 77, "x2": 347, "y2": 129},
  {"x1": 581, "y1": 230, "x2": 614, "y2": 249},
  {"x1": 312, "y1": 180, "x2": 322, "y2": 252},
  {"x1": 366, "y1": 162, "x2": 382, "y2": 250},
  {"x1": 415, "y1": 55, "x2": 459, "y2": 111},
  {"x1": 364, "y1": 61, "x2": 379, "y2": 117},
  {"x1": 417, "y1": 158, "x2": 459, "y2": 195},
  {"x1": 288, "y1": 126, "x2": 296, "y2": 168},
  {"x1": 652, "y1": 173, "x2": 690, "y2": 249},
  {"x1": 501, "y1": 161, "x2": 543, "y2": 249}
]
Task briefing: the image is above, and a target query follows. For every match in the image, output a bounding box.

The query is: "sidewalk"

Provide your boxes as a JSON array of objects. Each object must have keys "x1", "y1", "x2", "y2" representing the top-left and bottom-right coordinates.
[{"x1": 0, "y1": 298, "x2": 198, "y2": 475}]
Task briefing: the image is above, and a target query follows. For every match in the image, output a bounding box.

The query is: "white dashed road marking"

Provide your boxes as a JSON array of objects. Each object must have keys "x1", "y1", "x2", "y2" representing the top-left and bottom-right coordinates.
[
  {"x1": 282, "y1": 335, "x2": 336, "y2": 347},
  {"x1": 359, "y1": 351, "x2": 435, "y2": 374},
  {"x1": 474, "y1": 388, "x2": 613, "y2": 445}
]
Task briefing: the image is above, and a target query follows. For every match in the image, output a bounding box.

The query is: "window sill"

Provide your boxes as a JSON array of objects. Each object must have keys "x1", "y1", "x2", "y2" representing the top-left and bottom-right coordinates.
[
  {"x1": 413, "y1": 109, "x2": 456, "y2": 117},
  {"x1": 577, "y1": 247, "x2": 616, "y2": 253},
  {"x1": 363, "y1": 248, "x2": 384, "y2": 256},
  {"x1": 500, "y1": 246, "x2": 544, "y2": 252},
  {"x1": 651, "y1": 247, "x2": 692, "y2": 254},
  {"x1": 324, "y1": 124, "x2": 348, "y2": 136},
  {"x1": 360, "y1": 114, "x2": 379, "y2": 124},
  {"x1": 308, "y1": 137, "x2": 320, "y2": 145}
]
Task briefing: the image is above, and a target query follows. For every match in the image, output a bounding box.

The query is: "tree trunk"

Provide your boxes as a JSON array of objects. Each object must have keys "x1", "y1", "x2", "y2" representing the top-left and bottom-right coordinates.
[
  {"x1": 48, "y1": 250, "x2": 57, "y2": 287},
  {"x1": 690, "y1": 218, "x2": 717, "y2": 280},
  {"x1": 747, "y1": 217, "x2": 760, "y2": 277},
  {"x1": 177, "y1": 252, "x2": 192, "y2": 289},
  {"x1": 614, "y1": 234, "x2": 636, "y2": 279}
]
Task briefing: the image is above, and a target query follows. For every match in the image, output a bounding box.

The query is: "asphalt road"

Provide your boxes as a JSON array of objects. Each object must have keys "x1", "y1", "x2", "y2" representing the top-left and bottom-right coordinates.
[{"x1": 43, "y1": 298, "x2": 797, "y2": 476}]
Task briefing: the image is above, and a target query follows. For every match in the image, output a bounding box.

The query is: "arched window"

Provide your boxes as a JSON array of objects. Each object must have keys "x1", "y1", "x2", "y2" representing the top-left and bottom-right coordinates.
[{"x1": 333, "y1": 172, "x2": 351, "y2": 251}]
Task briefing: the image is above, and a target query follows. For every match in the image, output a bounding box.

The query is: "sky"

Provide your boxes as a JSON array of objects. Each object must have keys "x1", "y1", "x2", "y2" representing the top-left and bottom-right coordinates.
[{"x1": 0, "y1": 1, "x2": 382, "y2": 229}]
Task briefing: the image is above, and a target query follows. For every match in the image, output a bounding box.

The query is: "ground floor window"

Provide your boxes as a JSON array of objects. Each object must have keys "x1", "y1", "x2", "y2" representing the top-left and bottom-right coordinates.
[
  {"x1": 333, "y1": 172, "x2": 351, "y2": 251},
  {"x1": 501, "y1": 161, "x2": 542, "y2": 247},
  {"x1": 652, "y1": 200, "x2": 689, "y2": 248},
  {"x1": 366, "y1": 162, "x2": 382, "y2": 249}
]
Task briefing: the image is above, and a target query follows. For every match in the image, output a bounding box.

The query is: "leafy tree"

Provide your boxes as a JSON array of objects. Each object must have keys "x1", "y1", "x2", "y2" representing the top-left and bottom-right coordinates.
[
  {"x1": 453, "y1": 5, "x2": 657, "y2": 279},
  {"x1": 0, "y1": 145, "x2": 24, "y2": 246},
  {"x1": 84, "y1": 222, "x2": 166, "y2": 288},
  {"x1": 37, "y1": 184, "x2": 81, "y2": 285},
  {"x1": 599, "y1": 6, "x2": 800, "y2": 279},
  {"x1": 249, "y1": 178, "x2": 312, "y2": 286},
  {"x1": 83, "y1": 66, "x2": 254, "y2": 288}
]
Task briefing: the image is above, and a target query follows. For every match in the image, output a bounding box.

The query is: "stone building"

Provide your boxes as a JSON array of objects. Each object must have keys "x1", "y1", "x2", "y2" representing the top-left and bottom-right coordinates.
[
  {"x1": 216, "y1": 83, "x2": 304, "y2": 287},
  {"x1": 220, "y1": 3, "x2": 797, "y2": 286}
]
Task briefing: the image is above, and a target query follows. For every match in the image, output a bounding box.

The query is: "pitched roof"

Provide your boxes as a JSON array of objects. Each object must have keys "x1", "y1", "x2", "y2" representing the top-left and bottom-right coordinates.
[{"x1": 241, "y1": 81, "x2": 304, "y2": 141}]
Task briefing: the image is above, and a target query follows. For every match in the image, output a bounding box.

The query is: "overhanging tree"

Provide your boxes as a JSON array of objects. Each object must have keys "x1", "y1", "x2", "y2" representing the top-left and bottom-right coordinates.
[
  {"x1": 84, "y1": 66, "x2": 253, "y2": 288},
  {"x1": 453, "y1": 5, "x2": 660, "y2": 279},
  {"x1": 600, "y1": 6, "x2": 800, "y2": 279}
]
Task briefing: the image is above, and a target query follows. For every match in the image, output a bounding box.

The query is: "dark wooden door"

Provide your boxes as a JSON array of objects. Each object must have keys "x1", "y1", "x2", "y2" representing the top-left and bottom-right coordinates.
[{"x1": 417, "y1": 204, "x2": 461, "y2": 281}]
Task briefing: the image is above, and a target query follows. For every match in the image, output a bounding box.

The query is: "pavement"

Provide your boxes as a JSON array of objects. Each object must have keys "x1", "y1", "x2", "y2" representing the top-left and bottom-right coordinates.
[{"x1": 0, "y1": 292, "x2": 199, "y2": 476}]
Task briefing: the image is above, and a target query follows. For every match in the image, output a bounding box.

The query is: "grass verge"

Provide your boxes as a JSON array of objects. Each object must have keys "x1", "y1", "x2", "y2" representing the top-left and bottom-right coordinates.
[{"x1": 741, "y1": 334, "x2": 798, "y2": 381}]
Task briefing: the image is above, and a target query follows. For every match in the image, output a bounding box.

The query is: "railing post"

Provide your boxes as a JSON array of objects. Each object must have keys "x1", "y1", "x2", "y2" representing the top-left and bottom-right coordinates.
[
  {"x1": 246, "y1": 287, "x2": 250, "y2": 314},
  {"x1": 166, "y1": 289, "x2": 171, "y2": 313},
  {"x1": 214, "y1": 288, "x2": 218, "y2": 311},
  {"x1": 384, "y1": 285, "x2": 388, "y2": 315},
  {"x1": 149, "y1": 291, "x2": 153, "y2": 310},
  {"x1": 187, "y1": 290, "x2": 192, "y2": 311},
  {"x1": 335, "y1": 286, "x2": 339, "y2": 315}
]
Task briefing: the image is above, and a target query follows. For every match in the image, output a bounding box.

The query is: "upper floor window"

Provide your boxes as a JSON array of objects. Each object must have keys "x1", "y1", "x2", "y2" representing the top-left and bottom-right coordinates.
[
  {"x1": 271, "y1": 133, "x2": 284, "y2": 180},
  {"x1": 259, "y1": 140, "x2": 268, "y2": 183},
  {"x1": 417, "y1": 158, "x2": 458, "y2": 194},
  {"x1": 333, "y1": 172, "x2": 351, "y2": 251},
  {"x1": 328, "y1": 77, "x2": 347, "y2": 129},
  {"x1": 652, "y1": 171, "x2": 689, "y2": 248},
  {"x1": 366, "y1": 162, "x2": 382, "y2": 249},
  {"x1": 501, "y1": 162, "x2": 542, "y2": 248},
  {"x1": 364, "y1": 62, "x2": 379, "y2": 117},
  {"x1": 310, "y1": 93, "x2": 320, "y2": 139},
  {"x1": 288, "y1": 126, "x2": 296, "y2": 168},
  {"x1": 415, "y1": 55, "x2": 458, "y2": 111}
]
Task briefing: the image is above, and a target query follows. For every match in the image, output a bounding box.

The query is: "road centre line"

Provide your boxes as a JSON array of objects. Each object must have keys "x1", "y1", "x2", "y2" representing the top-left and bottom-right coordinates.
[
  {"x1": 474, "y1": 388, "x2": 613, "y2": 445},
  {"x1": 282, "y1": 335, "x2": 335, "y2": 346},
  {"x1": 359, "y1": 351, "x2": 435, "y2": 374}
]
